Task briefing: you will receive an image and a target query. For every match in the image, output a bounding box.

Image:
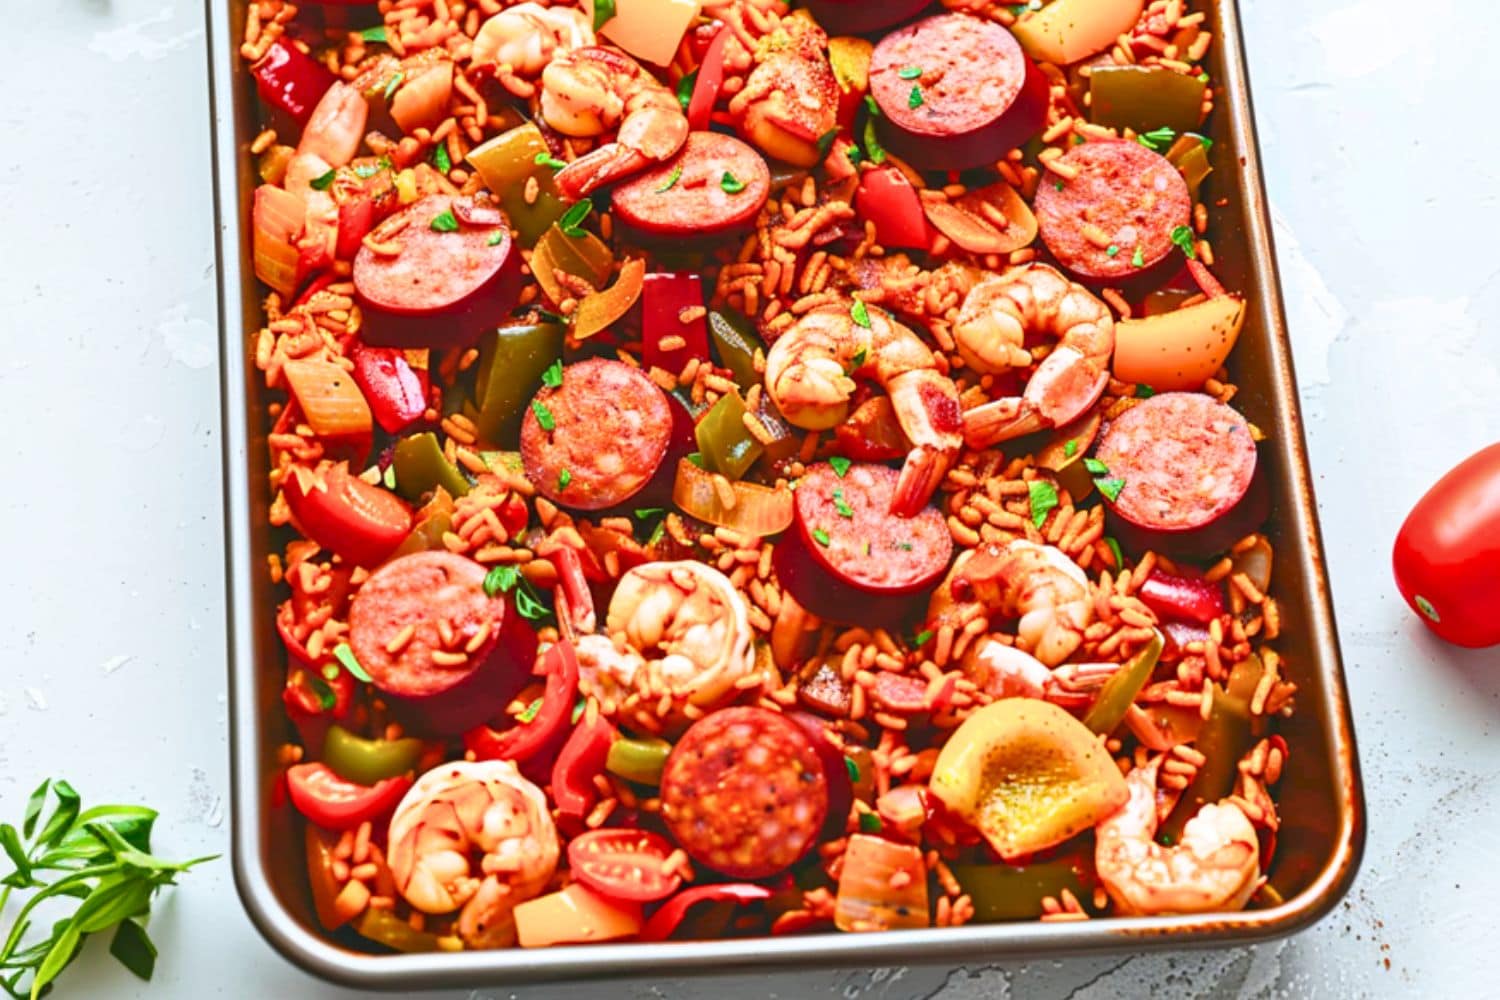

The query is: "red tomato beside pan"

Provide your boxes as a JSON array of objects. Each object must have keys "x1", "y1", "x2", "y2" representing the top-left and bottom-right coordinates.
[{"x1": 1393, "y1": 442, "x2": 1500, "y2": 648}]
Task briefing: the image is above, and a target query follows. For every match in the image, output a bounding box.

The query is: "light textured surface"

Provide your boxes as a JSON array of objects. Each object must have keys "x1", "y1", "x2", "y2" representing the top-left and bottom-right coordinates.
[{"x1": 2, "y1": 2, "x2": 1493, "y2": 997}]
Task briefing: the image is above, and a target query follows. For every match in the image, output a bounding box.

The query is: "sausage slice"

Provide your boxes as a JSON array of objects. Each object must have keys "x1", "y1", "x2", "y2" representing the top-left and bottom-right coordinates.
[{"x1": 610, "y1": 133, "x2": 770, "y2": 240}]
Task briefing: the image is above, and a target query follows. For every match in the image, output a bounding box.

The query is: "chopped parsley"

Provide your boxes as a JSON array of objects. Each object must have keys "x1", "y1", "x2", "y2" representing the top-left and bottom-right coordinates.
[
  {"x1": 1170, "y1": 225, "x2": 1198, "y2": 260},
  {"x1": 1199, "y1": 134, "x2": 1214, "y2": 150},
  {"x1": 559, "y1": 198, "x2": 592, "y2": 237},
  {"x1": 845, "y1": 755, "x2": 861, "y2": 783},
  {"x1": 1028, "y1": 480, "x2": 1059, "y2": 529},
  {"x1": 1095, "y1": 477, "x2": 1126, "y2": 502},
  {"x1": 531, "y1": 399, "x2": 556, "y2": 432},
  {"x1": 1136, "y1": 126, "x2": 1176, "y2": 151},
  {"x1": 591, "y1": 0, "x2": 616, "y2": 31},
  {"x1": 572, "y1": 696, "x2": 588, "y2": 724},
  {"x1": 514, "y1": 586, "x2": 551, "y2": 621},
  {"x1": 332, "y1": 643, "x2": 371, "y2": 683},
  {"x1": 858, "y1": 812, "x2": 883, "y2": 834},
  {"x1": 533, "y1": 151, "x2": 567, "y2": 170},
  {"x1": 816, "y1": 128, "x2": 839, "y2": 159},
  {"x1": 908, "y1": 86, "x2": 924, "y2": 109},
  {"x1": 864, "y1": 94, "x2": 881, "y2": 117},
  {"x1": 1054, "y1": 180, "x2": 1065, "y2": 191},
  {"x1": 1106, "y1": 245, "x2": 1120, "y2": 258},
  {"x1": 1063, "y1": 438, "x2": 1079, "y2": 458},
  {"x1": 542, "y1": 359, "x2": 564, "y2": 388},
  {"x1": 812, "y1": 527, "x2": 832, "y2": 547},
  {"x1": 353, "y1": 156, "x2": 392, "y2": 179},
  {"x1": 1135, "y1": 383, "x2": 1156, "y2": 399},
  {"x1": 430, "y1": 142, "x2": 451, "y2": 174},
  {"x1": 487, "y1": 231, "x2": 504, "y2": 246},
  {"x1": 484, "y1": 564, "x2": 520, "y2": 597},
  {"x1": 861, "y1": 117, "x2": 886, "y2": 164},
  {"x1": 655, "y1": 163, "x2": 683, "y2": 193},
  {"x1": 557, "y1": 469, "x2": 572, "y2": 491},
  {"x1": 1104, "y1": 535, "x2": 1125, "y2": 569},
  {"x1": 898, "y1": 66, "x2": 923, "y2": 80},
  {"x1": 850, "y1": 300, "x2": 872, "y2": 329},
  {"x1": 833, "y1": 488, "x2": 854, "y2": 518},
  {"x1": 897, "y1": 541, "x2": 913, "y2": 551},
  {"x1": 382, "y1": 464, "x2": 397, "y2": 490},
  {"x1": 676, "y1": 69, "x2": 698, "y2": 111},
  {"x1": 1083, "y1": 457, "x2": 1110, "y2": 475},
  {"x1": 720, "y1": 171, "x2": 746, "y2": 194},
  {"x1": 359, "y1": 25, "x2": 388, "y2": 43},
  {"x1": 1131, "y1": 246, "x2": 1146, "y2": 268},
  {"x1": 429, "y1": 208, "x2": 459, "y2": 233},
  {"x1": 913, "y1": 629, "x2": 934, "y2": 648},
  {"x1": 310, "y1": 168, "x2": 337, "y2": 191},
  {"x1": 308, "y1": 674, "x2": 337, "y2": 711},
  {"x1": 686, "y1": 451, "x2": 705, "y2": 468},
  {"x1": 850, "y1": 347, "x2": 868, "y2": 368},
  {"x1": 633, "y1": 507, "x2": 665, "y2": 519},
  {"x1": 383, "y1": 71, "x2": 403, "y2": 102},
  {"x1": 828, "y1": 455, "x2": 852, "y2": 478},
  {"x1": 517, "y1": 697, "x2": 544, "y2": 724}
]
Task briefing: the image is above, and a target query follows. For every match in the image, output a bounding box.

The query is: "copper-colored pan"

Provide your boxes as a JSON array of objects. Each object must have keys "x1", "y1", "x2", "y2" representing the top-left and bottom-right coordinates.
[{"x1": 208, "y1": 1, "x2": 1364, "y2": 988}]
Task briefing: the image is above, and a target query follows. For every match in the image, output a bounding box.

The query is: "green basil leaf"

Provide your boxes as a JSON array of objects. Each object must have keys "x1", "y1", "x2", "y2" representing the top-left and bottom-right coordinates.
[
  {"x1": 592, "y1": 0, "x2": 616, "y2": 32},
  {"x1": 22, "y1": 781, "x2": 51, "y2": 840},
  {"x1": 36, "y1": 783, "x2": 80, "y2": 849},
  {"x1": 27, "y1": 920, "x2": 83, "y2": 999},
  {"x1": 109, "y1": 919, "x2": 157, "y2": 982},
  {"x1": 558, "y1": 198, "x2": 592, "y2": 237},
  {"x1": 1082, "y1": 457, "x2": 1110, "y2": 475},
  {"x1": 1027, "y1": 480, "x2": 1059, "y2": 529},
  {"x1": 676, "y1": 69, "x2": 698, "y2": 111},
  {"x1": 828, "y1": 455, "x2": 851, "y2": 477},
  {"x1": 0, "y1": 826, "x2": 28, "y2": 881}
]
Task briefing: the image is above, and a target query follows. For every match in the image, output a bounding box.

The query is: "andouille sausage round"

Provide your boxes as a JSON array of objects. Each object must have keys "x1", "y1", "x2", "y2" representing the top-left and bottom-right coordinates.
[
  {"x1": 353, "y1": 194, "x2": 520, "y2": 350},
  {"x1": 802, "y1": 0, "x2": 933, "y2": 35},
  {"x1": 1093, "y1": 391, "x2": 1267, "y2": 557},
  {"x1": 660, "y1": 707, "x2": 829, "y2": 879},
  {"x1": 348, "y1": 551, "x2": 537, "y2": 734},
  {"x1": 869, "y1": 13, "x2": 1047, "y2": 171},
  {"x1": 1032, "y1": 139, "x2": 1192, "y2": 284},
  {"x1": 609, "y1": 132, "x2": 770, "y2": 240},
  {"x1": 519, "y1": 357, "x2": 674, "y2": 511}
]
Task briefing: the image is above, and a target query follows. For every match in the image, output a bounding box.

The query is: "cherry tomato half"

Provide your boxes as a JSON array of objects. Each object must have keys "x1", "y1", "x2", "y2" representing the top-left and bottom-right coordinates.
[
  {"x1": 566, "y1": 828, "x2": 682, "y2": 903},
  {"x1": 283, "y1": 461, "x2": 412, "y2": 568},
  {"x1": 286, "y1": 762, "x2": 412, "y2": 831}
]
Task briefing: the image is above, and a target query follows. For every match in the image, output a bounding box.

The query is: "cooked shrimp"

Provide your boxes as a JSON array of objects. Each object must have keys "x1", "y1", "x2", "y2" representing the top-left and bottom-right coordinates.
[
  {"x1": 955, "y1": 263, "x2": 1115, "y2": 449},
  {"x1": 541, "y1": 46, "x2": 689, "y2": 199},
  {"x1": 386, "y1": 760, "x2": 559, "y2": 948},
  {"x1": 295, "y1": 81, "x2": 367, "y2": 170},
  {"x1": 470, "y1": 3, "x2": 594, "y2": 78},
  {"x1": 927, "y1": 537, "x2": 1094, "y2": 667},
  {"x1": 1095, "y1": 757, "x2": 1260, "y2": 915},
  {"x1": 728, "y1": 16, "x2": 839, "y2": 167},
  {"x1": 764, "y1": 304, "x2": 963, "y2": 516},
  {"x1": 574, "y1": 561, "x2": 761, "y2": 731},
  {"x1": 960, "y1": 638, "x2": 1054, "y2": 699}
]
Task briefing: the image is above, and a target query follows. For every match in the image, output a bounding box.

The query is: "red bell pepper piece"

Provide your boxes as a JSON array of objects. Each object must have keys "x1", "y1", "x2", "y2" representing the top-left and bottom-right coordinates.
[
  {"x1": 281, "y1": 663, "x2": 355, "y2": 759},
  {"x1": 1138, "y1": 570, "x2": 1226, "y2": 625},
  {"x1": 464, "y1": 640, "x2": 579, "y2": 763},
  {"x1": 286, "y1": 762, "x2": 412, "y2": 831},
  {"x1": 551, "y1": 713, "x2": 619, "y2": 819},
  {"x1": 352, "y1": 346, "x2": 429, "y2": 435},
  {"x1": 251, "y1": 39, "x2": 336, "y2": 126},
  {"x1": 855, "y1": 167, "x2": 932, "y2": 250},
  {"x1": 641, "y1": 273, "x2": 711, "y2": 376},
  {"x1": 640, "y1": 884, "x2": 773, "y2": 942},
  {"x1": 687, "y1": 28, "x2": 731, "y2": 132}
]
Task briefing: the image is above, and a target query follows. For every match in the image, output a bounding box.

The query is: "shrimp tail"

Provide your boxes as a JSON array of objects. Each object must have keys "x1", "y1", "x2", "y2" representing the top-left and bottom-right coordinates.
[
  {"x1": 963, "y1": 397, "x2": 1043, "y2": 448},
  {"x1": 554, "y1": 143, "x2": 651, "y2": 200},
  {"x1": 890, "y1": 444, "x2": 953, "y2": 517}
]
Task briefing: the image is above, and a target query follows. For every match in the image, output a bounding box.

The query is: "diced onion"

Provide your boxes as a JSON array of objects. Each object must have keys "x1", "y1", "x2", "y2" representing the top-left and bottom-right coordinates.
[{"x1": 671, "y1": 458, "x2": 794, "y2": 536}]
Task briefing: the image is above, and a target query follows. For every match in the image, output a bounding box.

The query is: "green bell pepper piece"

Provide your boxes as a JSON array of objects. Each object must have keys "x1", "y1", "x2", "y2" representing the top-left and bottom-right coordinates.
[
  {"x1": 706, "y1": 309, "x2": 764, "y2": 391},
  {"x1": 355, "y1": 907, "x2": 447, "y2": 953},
  {"x1": 474, "y1": 323, "x2": 564, "y2": 444},
  {"x1": 322, "y1": 725, "x2": 424, "y2": 786},
  {"x1": 466, "y1": 123, "x2": 568, "y2": 247},
  {"x1": 393, "y1": 432, "x2": 470, "y2": 501},
  {"x1": 1159, "y1": 653, "x2": 1265, "y2": 843},
  {"x1": 538, "y1": 224, "x2": 614, "y2": 291},
  {"x1": 605, "y1": 737, "x2": 672, "y2": 785},
  {"x1": 1164, "y1": 132, "x2": 1213, "y2": 201},
  {"x1": 1082, "y1": 631, "x2": 1165, "y2": 736},
  {"x1": 392, "y1": 487, "x2": 455, "y2": 558},
  {"x1": 951, "y1": 858, "x2": 1093, "y2": 922},
  {"x1": 694, "y1": 388, "x2": 764, "y2": 480},
  {"x1": 1088, "y1": 65, "x2": 1207, "y2": 134}
]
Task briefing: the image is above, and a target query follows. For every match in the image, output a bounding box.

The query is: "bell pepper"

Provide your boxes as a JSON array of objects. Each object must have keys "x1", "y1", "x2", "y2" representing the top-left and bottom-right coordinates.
[
  {"x1": 251, "y1": 38, "x2": 336, "y2": 126},
  {"x1": 573, "y1": 257, "x2": 646, "y2": 341},
  {"x1": 464, "y1": 640, "x2": 579, "y2": 764},
  {"x1": 951, "y1": 857, "x2": 1094, "y2": 922},
  {"x1": 1138, "y1": 572, "x2": 1225, "y2": 624},
  {"x1": 1159, "y1": 654, "x2": 1264, "y2": 842},
  {"x1": 687, "y1": 27, "x2": 731, "y2": 132},
  {"x1": 1164, "y1": 133, "x2": 1213, "y2": 201},
  {"x1": 282, "y1": 461, "x2": 413, "y2": 569},
  {"x1": 286, "y1": 762, "x2": 413, "y2": 831},
  {"x1": 828, "y1": 36, "x2": 873, "y2": 131},
  {"x1": 281, "y1": 358, "x2": 374, "y2": 466},
  {"x1": 1081, "y1": 630, "x2": 1164, "y2": 736},
  {"x1": 392, "y1": 431, "x2": 470, "y2": 501},
  {"x1": 706, "y1": 308, "x2": 764, "y2": 391},
  {"x1": 929, "y1": 699, "x2": 1128, "y2": 861},
  {"x1": 855, "y1": 167, "x2": 932, "y2": 251},
  {"x1": 352, "y1": 346, "x2": 428, "y2": 435},
  {"x1": 473, "y1": 323, "x2": 564, "y2": 443},
  {"x1": 834, "y1": 396, "x2": 909, "y2": 462},
  {"x1": 694, "y1": 388, "x2": 764, "y2": 480},
  {"x1": 640, "y1": 884, "x2": 773, "y2": 942},
  {"x1": 552, "y1": 714, "x2": 619, "y2": 818},
  {"x1": 391, "y1": 486, "x2": 455, "y2": 557},
  {"x1": 1088, "y1": 65, "x2": 1207, "y2": 134},
  {"x1": 834, "y1": 833, "x2": 929, "y2": 931},
  {"x1": 355, "y1": 907, "x2": 445, "y2": 953},
  {"x1": 642, "y1": 272, "x2": 711, "y2": 375},
  {"x1": 605, "y1": 737, "x2": 672, "y2": 785},
  {"x1": 514, "y1": 883, "x2": 643, "y2": 948},
  {"x1": 466, "y1": 123, "x2": 570, "y2": 247},
  {"x1": 536, "y1": 224, "x2": 615, "y2": 297},
  {"x1": 305, "y1": 824, "x2": 348, "y2": 930},
  {"x1": 322, "y1": 725, "x2": 424, "y2": 786},
  {"x1": 331, "y1": 161, "x2": 399, "y2": 262}
]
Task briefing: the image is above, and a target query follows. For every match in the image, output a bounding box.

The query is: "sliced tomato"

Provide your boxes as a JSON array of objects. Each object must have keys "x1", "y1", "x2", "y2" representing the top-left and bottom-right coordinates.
[
  {"x1": 566, "y1": 828, "x2": 681, "y2": 903},
  {"x1": 283, "y1": 461, "x2": 413, "y2": 568},
  {"x1": 286, "y1": 762, "x2": 412, "y2": 830}
]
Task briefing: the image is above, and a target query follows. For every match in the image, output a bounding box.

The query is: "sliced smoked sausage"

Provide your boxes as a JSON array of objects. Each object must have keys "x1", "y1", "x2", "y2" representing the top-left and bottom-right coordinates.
[
  {"x1": 348, "y1": 551, "x2": 537, "y2": 734},
  {"x1": 610, "y1": 132, "x2": 770, "y2": 240},
  {"x1": 519, "y1": 357, "x2": 674, "y2": 511},
  {"x1": 773, "y1": 462, "x2": 952, "y2": 626},
  {"x1": 802, "y1": 0, "x2": 933, "y2": 35},
  {"x1": 869, "y1": 13, "x2": 1047, "y2": 171},
  {"x1": 1092, "y1": 392, "x2": 1267, "y2": 557},
  {"x1": 1032, "y1": 139, "x2": 1192, "y2": 284},
  {"x1": 353, "y1": 194, "x2": 520, "y2": 350},
  {"x1": 660, "y1": 707, "x2": 829, "y2": 879}
]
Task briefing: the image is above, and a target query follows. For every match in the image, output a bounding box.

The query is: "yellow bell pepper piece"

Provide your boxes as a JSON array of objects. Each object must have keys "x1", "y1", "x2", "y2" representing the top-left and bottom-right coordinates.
[{"x1": 515, "y1": 884, "x2": 643, "y2": 948}]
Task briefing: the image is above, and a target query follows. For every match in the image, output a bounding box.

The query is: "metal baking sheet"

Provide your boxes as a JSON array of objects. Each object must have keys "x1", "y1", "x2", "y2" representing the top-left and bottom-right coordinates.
[{"x1": 208, "y1": 0, "x2": 1365, "y2": 988}]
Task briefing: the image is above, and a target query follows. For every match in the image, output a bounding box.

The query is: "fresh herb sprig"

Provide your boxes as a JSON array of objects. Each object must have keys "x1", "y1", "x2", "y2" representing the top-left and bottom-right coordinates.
[{"x1": 0, "y1": 780, "x2": 215, "y2": 999}]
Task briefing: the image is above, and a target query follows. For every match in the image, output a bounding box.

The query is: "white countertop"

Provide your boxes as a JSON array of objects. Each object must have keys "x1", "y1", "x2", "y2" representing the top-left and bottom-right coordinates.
[{"x1": 4, "y1": 1, "x2": 1496, "y2": 996}]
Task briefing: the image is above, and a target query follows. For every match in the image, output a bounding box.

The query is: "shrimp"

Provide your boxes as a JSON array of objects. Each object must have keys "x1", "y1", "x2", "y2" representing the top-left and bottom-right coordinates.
[
  {"x1": 927, "y1": 537, "x2": 1094, "y2": 667},
  {"x1": 954, "y1": 264, "x2": 1115, "y2": 449},
  {"x1": 295, "y1": 81, "x2": 367, "y2": 170},
  {"x1": 386, "y1": 760, "x2": 559, "y2": 949},
  {"x1": 541, "y1": 47, "x2": 689, "y2": 199},
  {"x1": 470, "y1": 3, "x2": 594, "y2": 78},
  {"x1": 574, "y1": 561, "x2": 761, "y2": 731},
  {"x1": 728, "y1": 16, "x2": 839, "y2": 167},
  {"x1": 1095, "y1": 757, "x2": 1260, "y2": 915},
  {"x1": 764, "y1": 304, "x2": 963, "y2": 516}
]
